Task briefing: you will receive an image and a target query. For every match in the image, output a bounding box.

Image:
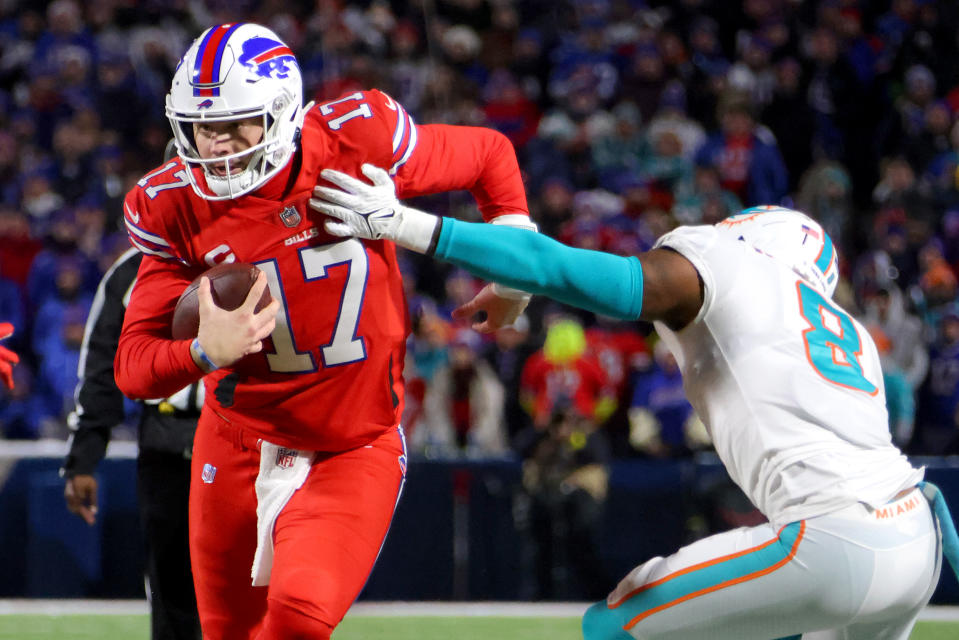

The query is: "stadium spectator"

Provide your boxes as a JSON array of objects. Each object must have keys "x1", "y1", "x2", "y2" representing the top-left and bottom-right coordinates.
[
  {"x1": 804, "y1": 25, "x2": 873, "y2": 203},
  {"x1": 482, "y1": 69, "x2": 542, "y2": 149},
  {"x1": 795, "y1": 160, "x2": 853, "y2": 251},
  {"x1": 37, "y1": 301, "x2": 86, "y2": 423},
  {"x1": 628, "y1": 340, "x2": 710, "y2": 458},
  {"x1": 589, "y1": 101, "x2": 644, "y2": 194},
  {"x1": 916, "y1": 310, "x2": 959, "y2": 454},
  {"x1": 872, "y1": 156, "x2": 937, "y2": 248},
  {"x1": 0, "y1": 208, "x2": 41, "y2": 290},
  {"x1": 902, "y1": 99, "x2": 953, "y2": 176},
  {"x1": 30, "y1": 254, "x2": 92, "y2": 363},
  {"x1": 481, "y1": 314, "x2": 537, "y2": 443},
  {"x1": 868, "y1": 326, "x2": 916, "y2": 449},
  {"x1": 861, "y1": 284, "x2": 929, "y2": 391},
  {"x1": 672, "y1": 163, "x2": 742, "y2": 225},
  {"x1": 25, "y1": 208, "x2": 97, "y2": 309},
  {"x1": 520, "y1": 318, "x2": 614, "y2": 429},
  {"x1": 513, "y1": 404, "x2": 611, "y2": 601},
  {"x1": 415, "y1": 328, "x2": 507, "y2": 458},
  {"x1": 762, "y1": 56, "x2": 815, "y2": 193},
  {"x1": 694, "y1": 96, "x2": 789, "y2": 207},
  {"x1": 918, "y1": 238, "x2": 959, "y2": 311},
  {"x1": 0, "y1": 362, "x2": 51, "y2": 439},
  {"x1": 643, "y1": 81, "x2": 705, "y2": 162}
]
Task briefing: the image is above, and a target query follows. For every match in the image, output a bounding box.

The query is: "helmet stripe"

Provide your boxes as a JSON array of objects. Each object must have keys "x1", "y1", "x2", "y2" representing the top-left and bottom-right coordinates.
[
  {"x1": 193, "y1": 23, "x2": 239, "y2": 97},
  {"x1": 192, "y1": 26, "x2": 223, "y2": 96},
  {"x1": 814, "y1": 230, "x2": 835, "y2": 276},
  {"x1": 208, "y1": 23, "x2": 242, "y2": 93}
]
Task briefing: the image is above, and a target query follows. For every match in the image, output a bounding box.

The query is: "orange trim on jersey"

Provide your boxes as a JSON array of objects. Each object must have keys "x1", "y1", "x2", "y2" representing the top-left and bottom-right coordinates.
[
  {"x1": 609, "y1": 524, "x2": 789, "y2": 609},
  {"x1": 621, "y1": 521, "x2": 806, "y2": 630}
]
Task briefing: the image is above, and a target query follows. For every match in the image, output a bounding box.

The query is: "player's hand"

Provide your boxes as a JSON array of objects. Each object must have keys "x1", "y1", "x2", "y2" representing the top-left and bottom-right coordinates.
[
  {"x1": 0, "y1": 322, "x2": 19, "y2": 389},
  {"x1": 65, "y1": 474, "x2": 99, "y2": 526},
  {"x1": 310, "y1": 164, "x2": 402, "y2": 241},
  {"x1": 195, "y1": 271, "x2": 279, "y2": 368},
  {"x1": 452, "y1": 283, "x2": 530, "y2": 333}
]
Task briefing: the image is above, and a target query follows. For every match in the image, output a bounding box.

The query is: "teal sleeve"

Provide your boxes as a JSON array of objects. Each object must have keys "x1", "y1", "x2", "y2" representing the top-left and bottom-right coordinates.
[{"x1": 433, "y1": 218, "x2": 644, "y2": 320}]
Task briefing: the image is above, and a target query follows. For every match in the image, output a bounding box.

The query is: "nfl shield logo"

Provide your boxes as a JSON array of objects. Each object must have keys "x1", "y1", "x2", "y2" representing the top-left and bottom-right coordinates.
[
  {"x1": 279, "y1": 206, "x2": 301, "y2": 228},
  {"x1": 276, "y1": 447, "x2": 297, "y2": 469},
  {"x1": 201, "y1": 463, "x2": 217, "y2": 484}
]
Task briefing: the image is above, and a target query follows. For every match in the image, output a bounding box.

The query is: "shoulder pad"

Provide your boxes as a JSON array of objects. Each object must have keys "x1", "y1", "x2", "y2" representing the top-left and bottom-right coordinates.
[
  {"x1": 311, "y1": 89, "x2": 419, "y2": 175},
  {"x1": 124, "y1": 163, "x2": 192, "y2": 264}
]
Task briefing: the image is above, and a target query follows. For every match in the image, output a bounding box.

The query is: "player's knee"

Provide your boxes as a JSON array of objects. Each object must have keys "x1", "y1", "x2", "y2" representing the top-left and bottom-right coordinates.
[
  {"x1": 258, "y1": 599, "x2": 334, "y2": 640},
  {"x1": 582, "y1": 600, "x2": 633, "y2": 640}
]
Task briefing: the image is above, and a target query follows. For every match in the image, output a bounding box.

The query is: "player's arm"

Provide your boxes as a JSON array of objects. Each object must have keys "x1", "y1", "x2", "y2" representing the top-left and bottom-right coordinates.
[
  {"x1": 324, "y1": 91, "x2": 534, "y2": 329},
  {"x1": 311, "y1": 164, "x2": 703, "y2": 330},
  {"x1": 400, "y1": 120, "x2": 535, "y2": 330},
  {"x1": 395, "y1": 123, "x2": 529, "y2": 222},
  {"x1": 63, "y1": 250, "x2": 140, "y2": 525},
  {"x1": 116, "y1": 256, "x2": 278, "y2": 398},
  {"x1": 115, "y1": 254, "x2": 204, "y2": 399}
]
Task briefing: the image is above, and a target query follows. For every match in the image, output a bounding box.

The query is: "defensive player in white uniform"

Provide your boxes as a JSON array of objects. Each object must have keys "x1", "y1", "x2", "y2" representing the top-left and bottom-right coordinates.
[{"x1": 310, "y1": 165, "x2": 959, "y2": 640}]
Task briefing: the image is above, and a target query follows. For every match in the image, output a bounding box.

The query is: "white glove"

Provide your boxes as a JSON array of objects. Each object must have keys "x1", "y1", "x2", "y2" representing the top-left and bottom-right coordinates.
[{"x1": 310, "y1": 164, "x2": 439, "y2": 253}]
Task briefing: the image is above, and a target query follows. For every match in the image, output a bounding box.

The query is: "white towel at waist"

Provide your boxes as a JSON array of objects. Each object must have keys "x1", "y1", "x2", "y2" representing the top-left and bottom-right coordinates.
[{"x1": 251, "y1": 440, "x2": 316, "y2": 586}]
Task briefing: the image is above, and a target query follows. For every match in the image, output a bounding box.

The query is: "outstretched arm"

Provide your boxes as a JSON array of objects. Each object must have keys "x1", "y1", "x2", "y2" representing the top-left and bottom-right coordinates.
[{"x1": 310, "y1": 164, "x2": 703, "y2": 330}]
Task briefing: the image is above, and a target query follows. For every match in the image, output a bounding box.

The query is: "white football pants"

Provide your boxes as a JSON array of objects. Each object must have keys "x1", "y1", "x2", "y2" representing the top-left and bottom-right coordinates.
[{"x1": 583, "y1": 486, "x2": 941, "y2": 640}]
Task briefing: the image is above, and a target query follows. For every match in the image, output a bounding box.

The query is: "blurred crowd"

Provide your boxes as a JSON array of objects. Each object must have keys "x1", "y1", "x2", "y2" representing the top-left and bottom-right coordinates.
[{"x1": 1, "y1": 0, "x2": 959, "y2": 471}]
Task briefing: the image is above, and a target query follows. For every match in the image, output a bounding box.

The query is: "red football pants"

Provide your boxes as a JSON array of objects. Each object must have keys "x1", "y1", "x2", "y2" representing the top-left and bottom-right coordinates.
[{"x1": 189, "y1": 415, "x2": 406, "y2": 639}]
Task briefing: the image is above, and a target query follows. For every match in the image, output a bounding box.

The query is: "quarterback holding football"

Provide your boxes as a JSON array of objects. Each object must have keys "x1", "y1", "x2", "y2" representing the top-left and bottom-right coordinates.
[{"x1": 114, "y1": 22, "x2": 536, "y2": 640}]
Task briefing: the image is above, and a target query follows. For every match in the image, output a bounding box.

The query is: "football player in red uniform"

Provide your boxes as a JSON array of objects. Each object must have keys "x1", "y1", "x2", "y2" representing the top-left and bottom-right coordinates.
[{"x1": 114, "y1": 23, "x2": 535, "y2": 640}]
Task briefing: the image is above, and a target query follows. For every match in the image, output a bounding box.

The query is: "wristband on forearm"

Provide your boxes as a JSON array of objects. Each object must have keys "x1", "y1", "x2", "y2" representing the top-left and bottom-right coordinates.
[
  {"x1": 391, "y1": 205, "x2": 443, "y2": 254},
  {"x1": 190, "y1": 338, "x2": 219, "y2": 374}
]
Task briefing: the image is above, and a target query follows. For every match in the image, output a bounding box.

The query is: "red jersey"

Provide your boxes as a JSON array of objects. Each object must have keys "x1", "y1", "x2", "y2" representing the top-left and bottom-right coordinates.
[
  {"x1": 585, "y1": 327, "x2": 650, "y2": 396},
  {"x1": 116, "y1": 89, "x2": 528, "y2": 452},
  {"x1": 520, "y1": 351, "x2": 609, "y2": 425}
]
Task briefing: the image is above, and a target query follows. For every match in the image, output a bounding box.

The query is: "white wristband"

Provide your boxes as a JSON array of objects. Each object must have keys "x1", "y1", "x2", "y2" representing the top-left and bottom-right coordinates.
[{"x1": 392, "y1": 206, "x2": 441, "y2": 254}]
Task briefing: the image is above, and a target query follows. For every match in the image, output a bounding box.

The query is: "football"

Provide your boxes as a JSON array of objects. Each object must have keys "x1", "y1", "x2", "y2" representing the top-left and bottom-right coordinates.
[{"x1": 171, "y1": 262, "x2": 272, "y2": 340}]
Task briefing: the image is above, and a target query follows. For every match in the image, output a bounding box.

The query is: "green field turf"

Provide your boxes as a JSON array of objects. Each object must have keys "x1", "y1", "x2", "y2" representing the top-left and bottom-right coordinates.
[
  {"x1": 0, "y1": 615, "x2": 958, "y2": 639},
  {"x1": 0, "y1": 615, "x2": 955, "y2": 639}
]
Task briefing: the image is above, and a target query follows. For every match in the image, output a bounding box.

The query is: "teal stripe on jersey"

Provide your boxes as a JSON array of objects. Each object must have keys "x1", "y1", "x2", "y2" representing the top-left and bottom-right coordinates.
[
  {"x1": 435, "y1": 219, "x2": 644, "y2": 320},
  {"x1": 582, "y1": 522, "x2": 803, "y2": 640}
]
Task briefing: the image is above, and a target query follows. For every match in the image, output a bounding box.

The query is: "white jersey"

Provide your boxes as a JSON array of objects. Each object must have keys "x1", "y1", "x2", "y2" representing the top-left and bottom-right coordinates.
[{"x1": 654, "y1": 226, "x2": 922, "y2": 527}]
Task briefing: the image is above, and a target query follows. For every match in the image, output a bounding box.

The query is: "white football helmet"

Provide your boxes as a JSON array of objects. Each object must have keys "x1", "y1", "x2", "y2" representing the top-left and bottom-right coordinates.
[
  {"x1": 716, "y1": 205, "x2": 839, "y2": 297},
  {"x1": 165, "y1": 23, "x2": 305, "y2": 200}
]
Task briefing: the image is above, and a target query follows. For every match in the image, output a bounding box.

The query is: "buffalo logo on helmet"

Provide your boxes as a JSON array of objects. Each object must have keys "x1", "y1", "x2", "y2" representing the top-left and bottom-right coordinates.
[
  {"x1": 238, "y1": 36, "x2": 297, "y2": 81},
  {"x1": 196, "y1": 98, "x2": 214, "y2": 109}
]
